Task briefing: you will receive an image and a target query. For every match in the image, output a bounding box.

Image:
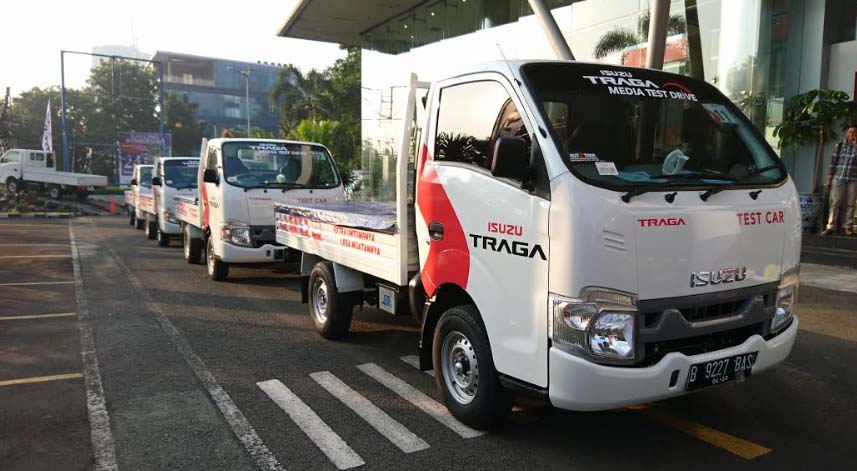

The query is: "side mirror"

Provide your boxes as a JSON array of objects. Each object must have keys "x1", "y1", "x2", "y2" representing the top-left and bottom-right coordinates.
[
  {"x1": 491, "y1": 136, "x2": 529, "y2": 180},
  {"x1": 130, "y1": 178, "x2": 138, "y2": 186},
  {"x1": 203, "y1": 168, "x2": 219, "y2": 185},
  {"x1": 152, "y1": 176, "x2": 162, "y2": 186}
]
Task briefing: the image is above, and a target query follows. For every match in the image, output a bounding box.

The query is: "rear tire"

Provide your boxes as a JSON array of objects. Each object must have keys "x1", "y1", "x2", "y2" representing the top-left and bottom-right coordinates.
[
  {"x1": 183, "y1": 225, "x2": 202, "y2": 264},
  {"x1": 432, "y1": 304, "x2": 513, "y2": 430},
  {"x1": 5, "y1": 177, "x2": 19, "y2": 194},
  {"x1": 206, "y1": 235, "x2": 229, "y2": 281},
  {"x1": 48, "y1": 185, "x2": 62, "y2": 200},
  {"x1": 308, "y1": 261, "x2": 354, "y2": 339},
  {"x1": 157, "y1": 226, "x2": 170, "y2": 246},
  {"x1": 145, "y1": 218, "x2": 158, "y2": 239},
  {"x1": 129, "y1": 209, "x2": 136, "y2": 226},
  {"x1": 135, "y1": 214, "x2": 145, "y2": 230}
]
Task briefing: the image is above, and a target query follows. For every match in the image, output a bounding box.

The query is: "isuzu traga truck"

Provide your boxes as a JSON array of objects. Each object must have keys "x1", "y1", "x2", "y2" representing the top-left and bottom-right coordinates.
[
  {"x1": 0, "y1": 149, "x2": 107, "y2": 199},
  {"x1": 125, "y1": 164, "x2": 154, "y2": 230},
  {"x1": 138, "y1": 156, "x2": 199, "y2": 245},
  {"x1": 274, "y1": 62, "x2": 800, "y2": 429},
  {"x1": 175, "y1": 138, "x2": 345, "y2": 281}
]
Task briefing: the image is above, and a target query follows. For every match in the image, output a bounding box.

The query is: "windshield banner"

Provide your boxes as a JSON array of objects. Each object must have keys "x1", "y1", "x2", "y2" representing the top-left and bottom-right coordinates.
[{"x1": 117, "y1": 131, "x2": 172, "y2": 185}]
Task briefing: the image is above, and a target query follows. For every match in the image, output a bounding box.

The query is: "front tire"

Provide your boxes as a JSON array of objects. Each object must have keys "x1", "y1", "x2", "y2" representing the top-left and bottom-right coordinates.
[
  {"x1": 183, "y1": 225, "x2": 202, "y2": 264},
  {"x1": 308, "y1": 261, "x2": 354, "y2": 339},
  {"x1": 433, "y1": 304, "x2": 513, "y2": 430},
  {"x1": 206, "y1": 236, "x2": 229, "y2": 281},
  {"x1": 135, "y1": 213, "x2": 145, "y2": 230},
  {"x1": 145, "y1": 218, "x2": 158, "y2": 240},
  {"x1": 5, "y1": 177, "x2": 19, "y2": 194},
  {"x1": 156, "y1": 225, "x2": 170, "y2": 246},
  {"x1": 129, "y1": 209, "x2": 136, "y2": 226}
]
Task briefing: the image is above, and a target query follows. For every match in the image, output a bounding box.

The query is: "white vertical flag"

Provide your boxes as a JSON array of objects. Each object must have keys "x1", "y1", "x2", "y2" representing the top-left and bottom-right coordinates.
[{"x1": 42, "y1": 99, "x2": 53, "y2": 153}]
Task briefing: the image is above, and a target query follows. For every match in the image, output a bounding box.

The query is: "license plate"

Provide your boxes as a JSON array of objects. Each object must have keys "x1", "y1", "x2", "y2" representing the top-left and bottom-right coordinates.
[{"x1": 686, "y1": 352, "x2": 757, "y2": 391}]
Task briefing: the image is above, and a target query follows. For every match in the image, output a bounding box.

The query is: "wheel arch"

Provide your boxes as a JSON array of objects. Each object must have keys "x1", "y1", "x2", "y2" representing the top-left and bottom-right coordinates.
[{"x1": 418, "y1": 283, "x2": 486, "y2": 371}]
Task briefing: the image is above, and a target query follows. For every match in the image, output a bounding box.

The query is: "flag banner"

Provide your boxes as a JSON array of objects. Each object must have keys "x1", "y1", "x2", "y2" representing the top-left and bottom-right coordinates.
[
  {"x1": 117, "y1": 132, "x2": 172, "y2": 185},
  {"x1": 41, "y1": 99, "x2": 52, "y2": 153}
]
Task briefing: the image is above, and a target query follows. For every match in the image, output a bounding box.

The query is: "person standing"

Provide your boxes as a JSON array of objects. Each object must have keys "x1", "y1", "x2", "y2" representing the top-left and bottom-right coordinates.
[{"x1": 822, "y1": 125, "x2": 857, "y2": 236}]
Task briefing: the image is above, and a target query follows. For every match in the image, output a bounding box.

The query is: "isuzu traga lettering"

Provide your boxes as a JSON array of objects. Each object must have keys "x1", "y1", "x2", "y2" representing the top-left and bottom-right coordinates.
[{"x1": 274, "y1": 61, "x2": 800, "y2": 429}]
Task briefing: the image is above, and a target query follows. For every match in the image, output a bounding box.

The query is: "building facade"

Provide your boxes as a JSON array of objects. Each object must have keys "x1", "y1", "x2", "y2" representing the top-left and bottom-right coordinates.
[
  {"x1": 151, "y1": 51, "x2": 286, "y2": 137},
  {"x1": 281, "y1": 0, "x2": 857, "y2": 197}
]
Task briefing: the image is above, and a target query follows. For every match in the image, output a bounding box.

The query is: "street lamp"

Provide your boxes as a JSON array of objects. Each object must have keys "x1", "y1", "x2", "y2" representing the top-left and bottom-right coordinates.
[{"x1": 227, "y1": 66, "x2": 254, "y2": 136}]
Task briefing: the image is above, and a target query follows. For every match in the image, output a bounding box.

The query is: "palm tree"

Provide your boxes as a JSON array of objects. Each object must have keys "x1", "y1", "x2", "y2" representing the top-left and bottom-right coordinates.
[{"x1": 593, "y1": 14, "x2": 687, "y2": 59}]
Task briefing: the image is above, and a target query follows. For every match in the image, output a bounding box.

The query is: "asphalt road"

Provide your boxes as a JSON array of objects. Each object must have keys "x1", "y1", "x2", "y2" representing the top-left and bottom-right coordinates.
[{"x1": 1, "y1": 216, "x2": 856, "y2": 470}]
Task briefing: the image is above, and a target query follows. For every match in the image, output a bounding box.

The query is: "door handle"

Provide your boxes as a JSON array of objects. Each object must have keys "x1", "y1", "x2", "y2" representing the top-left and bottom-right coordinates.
[{"x1": 428, "y1": 221, "x2": 444, "y2": 241}]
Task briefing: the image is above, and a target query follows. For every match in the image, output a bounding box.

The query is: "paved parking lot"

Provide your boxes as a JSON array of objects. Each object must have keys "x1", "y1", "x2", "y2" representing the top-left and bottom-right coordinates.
[{"x1": 2, "y1": 216, "x2": 856, "y2": 470}]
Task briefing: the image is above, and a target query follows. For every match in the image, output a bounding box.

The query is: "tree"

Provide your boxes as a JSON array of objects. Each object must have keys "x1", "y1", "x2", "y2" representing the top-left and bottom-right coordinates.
[
  {"x1": 290, "y1": 119, "x2": 356, "y2": 185},
  {"x1": 165, "y1": 92, "x2": 205, "y2": 156},
  {"x1": 593, "y1": 14, "x2": 686, "y2": 59},
  {"x1": 774, "y1": 89, "x2": 857, "y2": 193}
]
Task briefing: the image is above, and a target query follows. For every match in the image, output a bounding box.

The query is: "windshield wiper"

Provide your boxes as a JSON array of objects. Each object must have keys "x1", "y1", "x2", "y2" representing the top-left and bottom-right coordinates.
[
  {"x1": 621, "y1": 188, "x2": 648, "y2": 203},
  {"x1": 699, "y1": 166, "x2": 780, "y2": 201}
]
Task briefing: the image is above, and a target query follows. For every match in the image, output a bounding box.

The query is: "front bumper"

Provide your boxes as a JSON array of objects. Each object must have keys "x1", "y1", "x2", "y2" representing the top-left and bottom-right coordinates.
[
  {"x1": 548, "y1": 317, "x2": 798, "y2": 411},
  {"x1": 159, "y1": 219, "x2": 181, "y2": 236},
  {"x1": 219, "y1": 242, "x2": 286, "y2": 264}
]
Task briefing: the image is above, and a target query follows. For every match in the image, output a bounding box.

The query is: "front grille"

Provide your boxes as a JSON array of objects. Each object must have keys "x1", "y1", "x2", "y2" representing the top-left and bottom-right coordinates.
[
  {"x1": 639, "y1": 322, "x2": 764, "y2": 367},
  {"x1": 250, "y1": 225, "x2": 276, "y2": 248},
  {"x1": 679, "y1": 299, "x2": 748, "y2": 323}
]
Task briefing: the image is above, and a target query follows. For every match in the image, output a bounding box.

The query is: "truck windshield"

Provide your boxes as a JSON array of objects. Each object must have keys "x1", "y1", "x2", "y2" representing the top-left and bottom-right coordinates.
[
  {"x1": 221, "y1": 141, "x2": 340, "y2": 189},
  {"x1": 139, "y1": 167, "x2": 153, "y2": 189},
  {"x1": 522, "y1": 63, "x2": 787, "y2": 191},
  {"x1": 164, "y1": 159, "x2": 198, "y2": 189}
]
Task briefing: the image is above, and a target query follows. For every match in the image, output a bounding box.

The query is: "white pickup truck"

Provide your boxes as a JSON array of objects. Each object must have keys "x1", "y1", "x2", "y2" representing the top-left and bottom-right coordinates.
[
  {"x1": 275, "y1": 62, "x2": 800, "y2": 429},
  {"x1": 136, "y1": 157, "x2": 199, "y2": 246},
  {"x1": 124, "y1": 164, "x2": 154, "y2": 230},
  {"x1": 0, "y1": 148, "x2": 107, "y2": 200},
  {"x1": 175, "y1": 138, "x2": 345, "y2": 281}
]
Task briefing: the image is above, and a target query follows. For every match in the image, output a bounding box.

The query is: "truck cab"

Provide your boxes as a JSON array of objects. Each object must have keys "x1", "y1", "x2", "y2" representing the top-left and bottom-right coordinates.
[
  {"x1": 276, "y1": 61, "x2": 800, "y2": 429},
  {"x1": 182, "y1": 138, "x2": 345, "y2": 281},
  {"x1": 148, "y1": 157, "x2": 199, "y2": 246}
]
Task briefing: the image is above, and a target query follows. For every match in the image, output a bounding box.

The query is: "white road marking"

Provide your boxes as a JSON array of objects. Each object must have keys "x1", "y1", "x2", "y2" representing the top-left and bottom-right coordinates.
[
  {"x1": 0, "y1": 281, "x2": 73, "y2": 286},
  {"x1": 87, "y1": 219, "x2": 284, "y2": 471},
  {"x1": 258, "y1": 379, "x2": 365, "y2": 470},
  {"x1": 0, "y1": 243, "x2": 71, "y2": 246},
  {"x1": 70, "y1": 223, "x2": 118, "y2": 471},
  {"x1": 0, "y1": 255, "x2": 71, "y2": 259},
  {"x1": 356, "y1": 363, "x2": 484, "y2": 439},
  {"x1": 310, "y1": 371, "x2": 429, "y2": 454},
  {"x1": 400, "y1": 355, "x2": 435, "y2": 377},
  {"x1": 0, "y1": 312, "x2": 77, "y2": 321}
]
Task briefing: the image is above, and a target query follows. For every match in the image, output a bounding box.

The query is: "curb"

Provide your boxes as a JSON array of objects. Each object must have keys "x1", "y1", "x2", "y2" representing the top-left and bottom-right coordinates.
[{"x1": 0, "y1": 213, "x2": 74, "y2": 219}]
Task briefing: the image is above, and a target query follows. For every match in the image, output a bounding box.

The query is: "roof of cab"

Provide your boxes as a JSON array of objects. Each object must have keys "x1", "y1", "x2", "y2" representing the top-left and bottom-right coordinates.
[{"x1": 206, "y1": 138, "x2": 328, "y2": 148}]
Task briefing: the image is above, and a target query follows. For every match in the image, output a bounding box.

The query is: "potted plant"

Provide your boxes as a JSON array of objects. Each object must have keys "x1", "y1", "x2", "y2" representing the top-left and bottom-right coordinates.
[{"x1": 773, "y1": 89, "x2": 857, "y2": 232}]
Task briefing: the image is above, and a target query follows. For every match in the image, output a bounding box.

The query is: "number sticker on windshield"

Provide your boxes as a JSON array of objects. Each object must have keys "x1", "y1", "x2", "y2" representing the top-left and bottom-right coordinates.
[{"x1": 595, "y1": 161, "x2": 619, "y2": 176}]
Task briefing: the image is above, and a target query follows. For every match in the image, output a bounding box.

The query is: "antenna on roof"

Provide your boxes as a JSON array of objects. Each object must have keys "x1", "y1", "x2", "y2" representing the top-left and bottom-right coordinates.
[{"x1": 495, "y1": 43, "x2": 518, "y2": 83}]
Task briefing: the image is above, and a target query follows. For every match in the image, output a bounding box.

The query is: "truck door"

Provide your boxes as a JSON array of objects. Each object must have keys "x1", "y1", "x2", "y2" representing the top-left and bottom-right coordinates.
[
  {"x1": 416, "y1": 75, "x2": 551, "y2": 388},
  {"x1": 201, "y1": 145, "x2": 220, "y2": 232}
]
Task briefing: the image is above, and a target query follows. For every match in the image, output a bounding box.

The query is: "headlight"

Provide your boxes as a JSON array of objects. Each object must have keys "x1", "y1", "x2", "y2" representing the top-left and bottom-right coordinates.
[
  {"x1": 163, "y1": 210, "x2": 179, "y2": 224},
  {"x1": 772, "y1": 269, "x2": 798, "y2": 334},
  {"x1": 222, "y1": 221, "x2": 252, "y2": 247},
  {"x1": 551, "y1": 289, "x2": 637, "y2": 362}
]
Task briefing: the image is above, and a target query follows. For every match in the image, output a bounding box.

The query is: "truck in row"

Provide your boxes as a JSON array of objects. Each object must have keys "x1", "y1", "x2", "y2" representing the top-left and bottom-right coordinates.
[
  {"x1": 1, "y1": 148, "x2": 107, "y2": 199},
  {"x1": 124, "y1": 60, "x2": 800, "y2": 431}
]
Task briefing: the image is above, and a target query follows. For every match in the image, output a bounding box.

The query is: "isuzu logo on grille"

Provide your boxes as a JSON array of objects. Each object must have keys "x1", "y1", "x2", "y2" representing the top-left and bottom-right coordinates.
[{"x1": 690, "y1": 267, "x2": 747, "y2": 288}]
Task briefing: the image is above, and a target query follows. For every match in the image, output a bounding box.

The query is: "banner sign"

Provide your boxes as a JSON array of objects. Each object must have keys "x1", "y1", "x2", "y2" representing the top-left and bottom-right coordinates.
[{"x1": 117, "y1": 132, "x2": 171, "y2": 185}]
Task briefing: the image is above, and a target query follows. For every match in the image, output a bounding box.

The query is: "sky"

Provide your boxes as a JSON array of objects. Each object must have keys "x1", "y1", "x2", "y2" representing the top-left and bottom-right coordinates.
[{"x1": 0, "y1": 0, "x2": 346, "y2": 95}]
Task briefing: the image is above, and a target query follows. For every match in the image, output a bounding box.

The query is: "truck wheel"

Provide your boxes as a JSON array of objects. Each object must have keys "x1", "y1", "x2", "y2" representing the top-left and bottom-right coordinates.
[
  {"x1": 183, "y1": 226, "x2": 202, "y2": 264},
  {"x1": 48, "y1": 185, "x2": 62, "y2": 200},
  {"x1": 433, "y1": 304, "x2": 513, "y2": 430},
  {"x1": 5, "y1": 177, "x2": 19, "y2": 194},
  {"x1": 308, "y1": 261, "x2": 354, "y2": 339},
  {"x1": 156, "y1": 226, "x2": 170, "y2": 246},
  {"x1": 135, "y1": 213, "x2": 145, "y2": 230},
  {"x1": 145, "y1": 219, "x2": 158, "y2": 240},
  {"x1": 206, "y1": 236, "x2": 229, "y2": 281},
  {"x1": 129, "y1": 210, "x2": 136, "y2": 226}
]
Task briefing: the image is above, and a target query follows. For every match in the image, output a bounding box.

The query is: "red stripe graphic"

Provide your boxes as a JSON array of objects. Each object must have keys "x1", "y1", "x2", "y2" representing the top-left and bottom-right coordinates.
[{"x1": 416, "y1": 144, "x2": 470, "y2": 296}]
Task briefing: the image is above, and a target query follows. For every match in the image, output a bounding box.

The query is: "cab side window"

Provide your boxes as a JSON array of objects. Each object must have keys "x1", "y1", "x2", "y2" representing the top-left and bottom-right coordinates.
[{"x1": 435, "y1": 80, "x2": 531, "y2": 178}]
